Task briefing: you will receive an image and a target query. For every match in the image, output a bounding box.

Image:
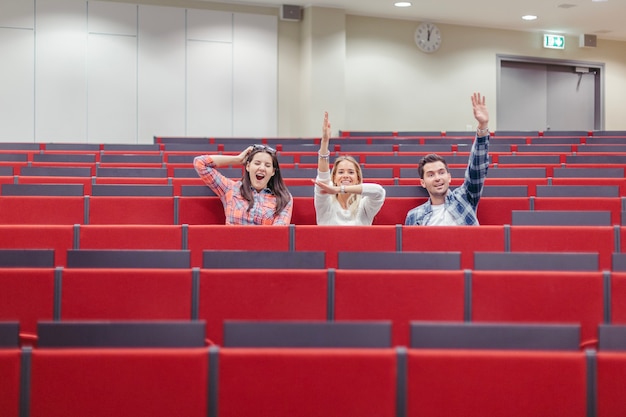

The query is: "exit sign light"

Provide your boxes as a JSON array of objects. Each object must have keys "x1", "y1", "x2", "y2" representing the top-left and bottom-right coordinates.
[{"x1": 544, "y1": 34, "x2": 565, "y2": 49}]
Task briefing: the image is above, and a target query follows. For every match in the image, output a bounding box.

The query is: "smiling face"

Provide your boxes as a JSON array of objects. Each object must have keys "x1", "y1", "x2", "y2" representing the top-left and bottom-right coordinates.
[
  {"x1": 420, "y1": 160, "x2": 451, "y2": 203},
  {"x1": 332, "y1": 158, "x2": 362, "y2": 187},
  {"x1": 246, "y1": 151, "x2": 275, "y2": 191}
]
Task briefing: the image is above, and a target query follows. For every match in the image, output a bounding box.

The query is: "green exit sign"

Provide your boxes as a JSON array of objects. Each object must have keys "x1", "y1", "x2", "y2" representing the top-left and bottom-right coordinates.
[{"x1": 544, "y1": 34, "x2": 565, "y2": 49}]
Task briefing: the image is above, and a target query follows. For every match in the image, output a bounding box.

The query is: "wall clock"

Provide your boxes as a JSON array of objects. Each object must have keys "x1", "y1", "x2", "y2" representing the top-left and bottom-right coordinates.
[{"x1": 415, "y1": 22, "x2": 442, "y2": 53}]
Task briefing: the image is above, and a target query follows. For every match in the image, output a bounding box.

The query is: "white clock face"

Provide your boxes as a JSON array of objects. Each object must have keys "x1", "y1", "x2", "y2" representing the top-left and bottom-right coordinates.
[{"x1": 415, "y1": 23, "x2": 442, "y2": 53}]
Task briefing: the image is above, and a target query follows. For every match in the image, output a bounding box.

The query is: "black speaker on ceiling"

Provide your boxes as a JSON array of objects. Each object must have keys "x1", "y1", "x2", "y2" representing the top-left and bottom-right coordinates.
[
  {"x1": 579, "y1": 34, "x2": 597, "y2": 48},
  {"x1": 280, "y1": 4, "x2": 302, "y2": 22}
]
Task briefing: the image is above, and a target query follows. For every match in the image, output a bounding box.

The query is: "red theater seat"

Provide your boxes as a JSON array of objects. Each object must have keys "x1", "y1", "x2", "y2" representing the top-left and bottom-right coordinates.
[
  {"x1": 510, "y1": 225, "x2": 615, "y2": 270},
  {"x1": 17, "y1": 175, "x2": 93, "y2": 195},
  {"x1": 88, "y1": 196, "x2": 175, "y2": 225},
  {"x1": 290, "y1": 197, "x2": 316, "y2": 225},
  {"x1": 407, "y1": 349, "x2": 587, "y2": 417},
  {"x1": 187, "y1": 225, "x2": 290, "y2": 267},
  {"x1": 0, "y1": 349, "x2": 20, "y2": 417},
  {"x1": 0, "y1": 196, "x2": 84, "y2": 224},
  {"x1": 334, "y1": 270, "x2": 465, "y2": 346},
  {"x1": 0, "y1": 225, "x2": 74, "y2": 267},
  {"x1": 0, "y1": 269, "x2": 55, "y2": 339},
  {"x1": 29, "y1": 347, "x2": 209, "y2": 417},
  {"x1": 178, "y1": 196, "x2": 226, "y2": 225},
  {"x1": 294, "y1": 225, "x2": 397, "y2": 268},
  {"x1": 198, "y1": 269, "x2": 327, "y2": 345},
  {"x1": 471, "y1": 270, "x2": 604, "y2": 347},
  {"x1": 597, "y1": 352, "x2": 626, "y2": 417},
  {"x1": 78, "y1": 224, "x2": 183, "y2": 250},
  {"x1": 60, "y1": 269, "x2": 193, "y2": 320},
  {"x1": 533, "y1": 197, "x2": 622, "y2": 225},
  {"x1": 402, "y1": 225, "x2": 505, "y2": 269},
  {"x1": 477, "y1": 197, "x2": 531, "y2": 225},
  {"x1": 374, "y1": 198, "x2": 426, "y2": 225},
  {"x1": 552, "y1": 177, "x2": 626, "y2": 196},
  {"x1": 610, "y1": 272, "x2": 626, "y2": 324},
  {"x1": 219, "y1": 348, "x2": 397, "y2": 417}
]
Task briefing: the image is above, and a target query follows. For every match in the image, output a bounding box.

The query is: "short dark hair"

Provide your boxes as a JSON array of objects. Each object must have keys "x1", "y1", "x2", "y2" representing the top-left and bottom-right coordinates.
[{"x1": 418, "y1": 153, "x2": 449, "y2": 179}]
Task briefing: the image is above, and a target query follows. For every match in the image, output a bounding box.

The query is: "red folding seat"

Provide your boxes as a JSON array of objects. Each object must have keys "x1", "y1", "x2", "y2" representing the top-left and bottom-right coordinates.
[
  {"x1": 78, "y1": 224, "x2": 183, "y2": 250},
  {"x1": 294, "y1": 225, "x2": 397, "y2": 268},
  {"x1": 472, "y1": 270, "x2": 604, "y2": 347},
  {"x1": 89, "y1": 196, "x2": 175, "y2": 224},
  {"x1": 610, "y1": 272, "x2": 626, "y2": 324},
  {"x1": 198, "y1": 269, "x2": 327, "y2": 345},
  {"x1": 0, "y1": 269, "x2": 55, "y2": 339},
  {"x1": 334, "y1": 270, "x2": 465, "y2": 346},
  {"x1": 60, "y1": 269, "x2": 193, "y2": 320},
  {"x1": 477, "y1": 197, "x2": 531, "y2": 225},
  {"x1": 597, "y1": 352, "x2": 626, "y2": 417},
  {"x1": 402, "y1": 225, "x2": 505, "y2": 269},
  {"x1": 219, "y1": 348, "x2": 397, "y2": 417},
  {"x1": 0, "y1": 225, "x2": 74, "y2": 266},
  {"x1": 178, "y1": 196, "x2": 226, "y2": 225},
  {"x1": 187, "y1": 225, "x2": 290, "y2": 267},
  {"x1": 534, "y1": 197, "x2": 622, "y2": 225},
  {"x1": 510, "y1": 225, "x2": 614, "y2": 270},
  {"x1": 407, "y1": 349, "x2": 587, "y2": 417},
  {"x1": 0, "y1": 348, "x2": 20, "y2": 417},
  {"x1": 0, "y1": 196, "x2": 85, "y2": 224},
  {"x1": 30, "y1": 347, "x2": 209, "y2": 417}
]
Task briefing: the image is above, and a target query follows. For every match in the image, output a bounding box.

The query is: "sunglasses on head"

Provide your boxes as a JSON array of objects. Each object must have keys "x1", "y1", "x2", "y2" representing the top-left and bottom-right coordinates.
[{"x1": 251, "y1": 144, "x2": 276, "y2": 154}]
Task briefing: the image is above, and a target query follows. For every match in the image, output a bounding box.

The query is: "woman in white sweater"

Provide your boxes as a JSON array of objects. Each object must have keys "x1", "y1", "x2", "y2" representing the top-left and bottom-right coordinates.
[{"x1": 313, "y1": 112, "x2": 386, "y2": 225}]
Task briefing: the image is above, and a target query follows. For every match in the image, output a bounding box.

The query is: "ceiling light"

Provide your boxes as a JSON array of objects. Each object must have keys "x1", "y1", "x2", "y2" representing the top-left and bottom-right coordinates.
[
  {"x1": 394, "y1": 2, "x2": 412, "y2": 7},
  {"x1": 522, "y1": 15, "x2": 538, "y2": 21}
]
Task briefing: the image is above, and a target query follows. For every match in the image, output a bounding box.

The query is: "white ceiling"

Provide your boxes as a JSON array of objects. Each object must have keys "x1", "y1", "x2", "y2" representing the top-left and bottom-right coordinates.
[{"x1": 206, "y1": 0, "x2": 626, "y2": 42}]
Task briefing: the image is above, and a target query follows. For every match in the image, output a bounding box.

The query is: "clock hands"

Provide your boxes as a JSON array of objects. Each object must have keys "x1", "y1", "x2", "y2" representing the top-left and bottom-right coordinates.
[{"x1": 415, "y1": 22, "x2": 441, "y2": 53}]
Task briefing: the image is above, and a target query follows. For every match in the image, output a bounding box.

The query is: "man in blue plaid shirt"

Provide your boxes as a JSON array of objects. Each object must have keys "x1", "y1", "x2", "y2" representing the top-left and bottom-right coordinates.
[{"x1": 405, "y1": 92, "x2": 490, "y2": 226}]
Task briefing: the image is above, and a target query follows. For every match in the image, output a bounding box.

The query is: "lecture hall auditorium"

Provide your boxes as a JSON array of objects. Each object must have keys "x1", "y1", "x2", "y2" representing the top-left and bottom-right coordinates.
[{"x1": 3, "y1": 130, "x2": 626, "y2": 416}]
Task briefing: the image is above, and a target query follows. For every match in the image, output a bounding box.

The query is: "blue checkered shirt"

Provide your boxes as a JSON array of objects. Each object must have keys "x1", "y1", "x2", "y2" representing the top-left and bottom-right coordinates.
[{"x1": 404, "y1": 134, "x2": 490, "y2": 226}]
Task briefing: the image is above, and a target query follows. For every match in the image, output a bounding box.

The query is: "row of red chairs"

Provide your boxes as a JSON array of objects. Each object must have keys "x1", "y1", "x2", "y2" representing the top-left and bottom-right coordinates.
[
  {"x1": 5, "y1": 344, "x2": 626, "y2": 417},
  {"x1": 3, "y1": 164, "x2": 626, "y2": 178},
  {"x1": 0, "y1": 195, "x2": 623, "y2": 226},
  {"x1": 0, "y1": 267, "x2": 622, "y2": 347},
  {"x1": 3, "y1": 174, "x2": 626, "y2": 194},
  {"x1": 0, "y1": 224, "x2": 621, "y2": 269}
]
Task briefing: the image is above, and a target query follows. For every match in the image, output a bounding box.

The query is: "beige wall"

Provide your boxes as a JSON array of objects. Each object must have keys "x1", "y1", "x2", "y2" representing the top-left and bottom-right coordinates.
[
  {"x1": 103, "y1": 0, "x2": 626, "y2": 137},
  {"x1": 340, "y1": 15, "x2": 626, "y2": 136}
]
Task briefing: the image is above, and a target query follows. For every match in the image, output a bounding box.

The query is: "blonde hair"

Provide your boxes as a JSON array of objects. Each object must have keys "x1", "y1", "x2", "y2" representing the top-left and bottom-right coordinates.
[{"x1": 331, "y1": 155, "x2": 363, "y2": 217}]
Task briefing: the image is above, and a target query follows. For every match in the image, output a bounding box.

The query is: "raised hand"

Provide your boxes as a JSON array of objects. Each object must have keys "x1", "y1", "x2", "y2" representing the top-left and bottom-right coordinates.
[
  {"x1": 322, "y1": 111, "x2": 331, "y2": 145},
  {"x1": 471, "y1": 92, "x2": 489, "y2": 126}
]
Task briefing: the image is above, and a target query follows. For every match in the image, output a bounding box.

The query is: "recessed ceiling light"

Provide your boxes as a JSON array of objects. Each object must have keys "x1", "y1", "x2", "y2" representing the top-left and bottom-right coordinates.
[
  {"x1": 522, "y1": 15, "x2": 538, "y2": 21},
  {"x1": 592, "y1": 0, "x2": 608, "y2": 2},
  {"x1": 394, "y1": 2, "x2": 412, "y2": 7}
]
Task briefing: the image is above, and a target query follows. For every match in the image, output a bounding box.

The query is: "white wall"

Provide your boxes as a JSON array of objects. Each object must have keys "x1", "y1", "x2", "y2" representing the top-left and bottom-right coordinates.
[
  {"x1": 0, "y1": 0, "x2": 277, "y2": 143},
  {"x1": 2, "y1": 0, "x2": 626, "y2": 142}
]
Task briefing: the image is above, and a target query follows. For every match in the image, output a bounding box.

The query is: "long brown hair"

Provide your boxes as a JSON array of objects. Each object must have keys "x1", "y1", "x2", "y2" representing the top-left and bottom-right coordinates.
[{"x1": 241, "y1": 146, "x2": 291, "y2": 216}]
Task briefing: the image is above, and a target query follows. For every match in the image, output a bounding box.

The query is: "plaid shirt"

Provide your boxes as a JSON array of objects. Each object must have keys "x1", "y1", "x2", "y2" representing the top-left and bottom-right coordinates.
[
  {"x1": 194, "y1": 155, "x2": 293, "y2": 225},
  {"x1": 405, "y1": 134, "x2": 490, "y2": 226}
]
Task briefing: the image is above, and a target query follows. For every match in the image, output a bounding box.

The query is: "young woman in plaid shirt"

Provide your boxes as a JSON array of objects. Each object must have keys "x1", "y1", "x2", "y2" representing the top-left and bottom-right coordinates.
[{"x1": 194, "y1": 145, "x2": 293, "y2": 225}]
